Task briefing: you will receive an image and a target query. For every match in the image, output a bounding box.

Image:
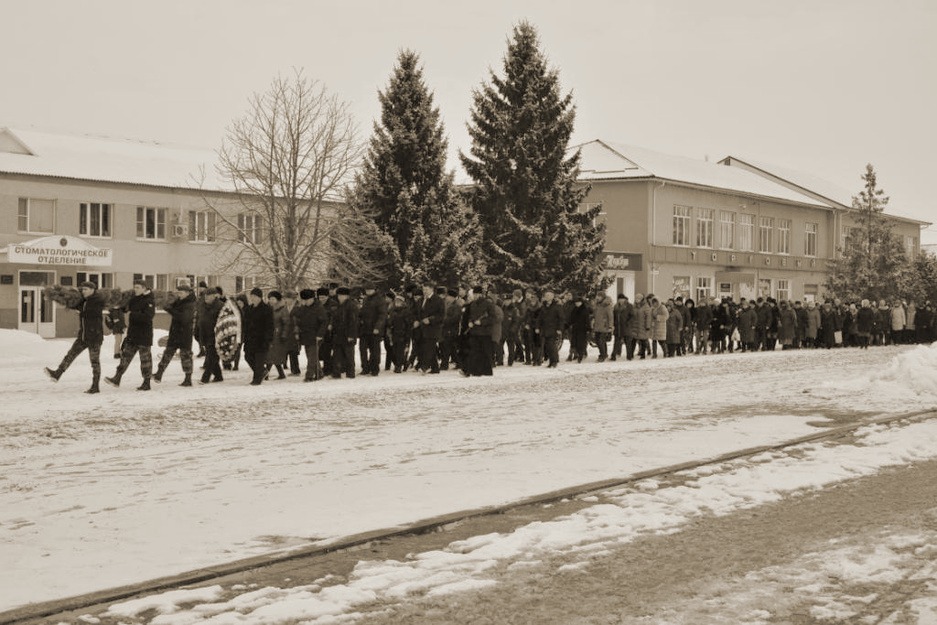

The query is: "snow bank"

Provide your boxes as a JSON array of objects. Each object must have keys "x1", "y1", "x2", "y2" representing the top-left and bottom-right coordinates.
[
  {"x1": 819, "y1": 342, "x2": 937, "y2": 401},
  {"x1": 100, "y1": 417, "x2": 937, "y2": 625}
]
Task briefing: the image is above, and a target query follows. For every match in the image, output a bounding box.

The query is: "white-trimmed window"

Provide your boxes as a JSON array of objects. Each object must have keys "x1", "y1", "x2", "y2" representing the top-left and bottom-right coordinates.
[
  {"x1": 904, "y1": 235, "x2": 917, "y2": 257},
  {"x1": 673, "y1": 205, "x2": 691, "y2": 246},
  {"x1": 805, "y1": 222, "x2": 818, "y2": 257},
  {"x1": 238, "y1": 212, "x2": 263, "y2": 244},
  {"x1": 188, "y1": 210, "x2": 216, "y2": 243},
  {"x1": 77, "y1": 272, "x2": 113, "y2": 289},
  {"x1": 758, "y1": 217, "x2": 774, "y2": 253},
  {"x1": 696, "y1": 276, "x2": 713, "y2": 303},
  {"x1": 719, "y1": 211, "x2": 735, "y2": 249},
  {"x1": 235, "y1": 276, "x2": 261, "y2": 293},
  {"x1": 738, "y1": 214, "x2": 754, "y2": 252},
  {"x1": 777, "y1": 279, "x2": 790, "y2": 302},
  {"x1": 79, "y1": 202, "x2": 111, "y2": 238},
  {"x1": 133, "y1": 273, "x2": 168, "y2": 291},
  {"x1": 696, "y1": 208, "x2": 714, "y2": 248},
  {"x1": 136, "y1": 207, "x2": 167, "y2": 240},
  {"x1": 778, "y1": 219, "x2": 791, "y2": 254},
  {"x1": 18, "y1": 198, "x2": 56, "y2": 233}
]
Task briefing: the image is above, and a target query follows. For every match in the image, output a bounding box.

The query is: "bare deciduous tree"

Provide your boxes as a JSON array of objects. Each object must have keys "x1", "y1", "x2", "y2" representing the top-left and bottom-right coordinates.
[{"x1": 200, "y1": 70, "x2": 388, "y2": 291}]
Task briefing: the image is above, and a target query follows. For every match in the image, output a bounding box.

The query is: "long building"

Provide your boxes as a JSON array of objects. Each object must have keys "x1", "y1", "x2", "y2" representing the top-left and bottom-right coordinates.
[
  {"x1": 578, "y1": 140, "x2": 926, "y2": 303},
  {"x1": 0, "y1": 128, "x2": 927, "y2": 339}
]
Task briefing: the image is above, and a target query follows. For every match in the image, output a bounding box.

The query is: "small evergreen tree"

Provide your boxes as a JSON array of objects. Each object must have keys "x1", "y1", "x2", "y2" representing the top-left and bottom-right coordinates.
[
  {"x1": 826, "y1": 164, "x2": 906, "y2": 301},
  {"x1": 460, "y1": 22, "x2": 606, "y2": 294},
  {"x1": 353, "y1": 50, "x2": 484, "y2": 290}
]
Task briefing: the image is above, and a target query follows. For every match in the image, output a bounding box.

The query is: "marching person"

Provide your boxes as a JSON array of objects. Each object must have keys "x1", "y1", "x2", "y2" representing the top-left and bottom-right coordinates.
[
  {"x1": 153, "y1": 283, "x2": 197, "y2": 386},
  {"x1": 266, "y1": 290, "x2": 289, "y2": 380},
  {"x1": 198, "y1": 287, "x2": 224, "y2": 384},
  {"x1": 282, "y1": 291, "x2": 302, "y2": 375},
  {"x1": 462, "y1": 285, "x2": 495, "y2": 376},
  {"x1": 45, "y1": 281, "x2": 106, "y2": 394},
  {"x1": 104, "y1": 279, "x2": 156, "y2": 390},
  {"x1": 539, "y1": 288, "x2": 565, "y2": 368},
  {"x1": 415, "y1": 284, "x2": 445, "y2": 374},
  {"x1": 358, "y1": 285, "x2": 387, "y2": 376},
  {"x1": 293, "y1": 288, "x2": 328, "y2": 382},
  {"x1": 387, "y1": 294, "x2": 414, "y2": 373},
  {"x1": 105, "y1": 306, "x2": 125, "y2": 359},
  {"x1": 243, "y1": 287, "x2": 274, "y2": 385},
  {"x1": 330, "y1": 286, "x2": 359, "y2": 379}
]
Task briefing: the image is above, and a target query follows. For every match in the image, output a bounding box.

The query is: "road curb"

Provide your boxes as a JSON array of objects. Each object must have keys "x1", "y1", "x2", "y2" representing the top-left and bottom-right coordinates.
[{"x1": 4, "y1": 407, "x2": 936, "y2": 624}]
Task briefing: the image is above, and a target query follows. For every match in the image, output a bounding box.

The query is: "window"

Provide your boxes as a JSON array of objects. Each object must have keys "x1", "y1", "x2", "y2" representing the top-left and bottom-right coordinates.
[
  {"x1": 719, "y1": 211, "x2": 735, "y2": 249},
  {"x1": 133, "y1": 273, "x2": 168, "y2": 291},
  {"x1": 77, "y1": 272, "x2": 113, "y2": 289},
  {"x1": 18, "y1": 198, "x2": 56, "y2": 233},
  {"x1": 580, "y1": 202, "x2": 606, "y2": 228},
  {"x1": 672, "y1": 276, "x2": 691, "y2": 300},
  {"x1": 777, "y1": 279, "x2": 790, "y2": 302},
  {"x1": 235, "y1": 276, "x2": 261, "y2": 293},
  {"x1": 904, "y1": 235, "x2": 917, "y2": 257},
  {"x1": 696, "y1": 208, "x2": 714, "y2": 248},
  {"x1": 805, "y1": 222, "x2": 818, "y2": 257},
  {"x1": 673, "y1": 206, "x2": 691, "y2": 246},
  {"x1": 738, "y1": 214, "x2": 754, "y2": 252},
  {"x1": 696, "y1": 276, "x2": 713, "y2": 303},
  {"x1": 79, "y1": 203, "x2": 111, "y2": 237},
  {"x1": 136, "y1": 207, "x2": 167, "y2": 240},
  {"x1": 758, "y1": 217, "x2": 774, "y2": 253},
  {"x1": 188, "y1": 210, "x2": 216, "y2": 243},
  {"x1": 778, "y1": 219, "x2": 791, "y2": 254},
  {"x1": 238, "y1": 212, "x2": 262, "y2": 244}
]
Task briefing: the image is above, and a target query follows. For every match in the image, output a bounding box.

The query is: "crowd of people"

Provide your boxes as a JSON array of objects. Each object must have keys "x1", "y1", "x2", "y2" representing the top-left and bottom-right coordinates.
[{"x1": 43, "y1": 279, "x2": 935, "y2": 394}]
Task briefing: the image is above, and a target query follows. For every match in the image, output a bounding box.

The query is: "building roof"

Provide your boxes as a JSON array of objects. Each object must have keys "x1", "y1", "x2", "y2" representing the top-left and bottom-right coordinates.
[
  {"x1": 0, "y1": 127, "x2": 226, "y2": 192},
  {"x1": 719, "y1": 155, "x2": 929, "y2": 226},
  {"x1": 573, "y1": 140, "x2": 830, "y2": 208}
]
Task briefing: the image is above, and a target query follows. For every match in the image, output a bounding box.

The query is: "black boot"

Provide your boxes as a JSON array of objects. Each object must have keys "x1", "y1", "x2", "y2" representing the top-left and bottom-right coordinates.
[
  {"x1": 44, "y1": 367, "x2": 62, "y2": 382},
  {"x1": 137, "y1": 378, "x2": 151, "y2": 391},
  {"x1": 153, "y1": 366, "x2": 164, "y2": 383},
  {"x1": 179, "y1": 374, "x2": 192, "y2": 387},
  {"x1": 104, "y1": 372, "x2": 122, "y2": 387},
  {"x1": 85, "y1": 378, "x2": 100, "y2": 394}
]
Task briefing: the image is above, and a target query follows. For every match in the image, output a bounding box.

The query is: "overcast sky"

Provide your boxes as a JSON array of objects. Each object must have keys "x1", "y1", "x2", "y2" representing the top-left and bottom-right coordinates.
[{"x1": 2, "y1": 0, "x2": 935, "y2": 241}]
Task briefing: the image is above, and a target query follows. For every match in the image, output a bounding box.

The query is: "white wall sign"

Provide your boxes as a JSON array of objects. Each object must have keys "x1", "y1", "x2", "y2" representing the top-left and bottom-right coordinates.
[{"x1": 6, "y1": 235, "x2": 113, "y2": 267}]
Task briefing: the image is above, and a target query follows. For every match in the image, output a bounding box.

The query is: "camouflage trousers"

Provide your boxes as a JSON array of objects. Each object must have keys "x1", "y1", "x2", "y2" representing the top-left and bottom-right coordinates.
[
  {"x1": 116, "y1": 340, "x2": 153, "y2": 379},
  {"x1": 58, "y1": 339, "x2": 101, "y2": 380},
  {"x1": 157, "y1": 346, "x2": 193, "y2": 375}
]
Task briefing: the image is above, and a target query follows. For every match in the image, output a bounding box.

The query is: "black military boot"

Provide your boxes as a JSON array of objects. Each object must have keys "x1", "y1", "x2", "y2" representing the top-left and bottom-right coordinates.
[
  {"x1": 152, "y1": 366, "x2": 165, "y2": 383},
  {"x1": 179, "y1": 374, "x2": 192, "y2": 387},
  {"x1": 85, "y1": 377, "x2": 100, "y2": 394},
  {"x1": 44, "y1": 367, "x2": 62, "y2": 382},
  {"x1": 104, "y1": 372, "x2": 122, "y2": 387},
  {"x1": 137, "y1": 378, "x2": 151, "y2": 391}
]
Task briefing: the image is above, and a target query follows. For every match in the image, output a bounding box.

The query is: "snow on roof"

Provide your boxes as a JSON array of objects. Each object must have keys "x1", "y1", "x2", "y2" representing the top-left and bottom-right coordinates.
[
  {"x1": 573, "y1": 140, "x2": 830, "y2": 208},
  {"x1": 0, "y1": 127, "x2": 228, "y2": 192},
  {"x1": 720, "y1": 155, "x2": 929, "y2": 226}
]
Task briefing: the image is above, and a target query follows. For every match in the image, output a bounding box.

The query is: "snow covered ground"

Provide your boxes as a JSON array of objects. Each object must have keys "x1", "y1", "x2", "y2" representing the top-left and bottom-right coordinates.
[{"x1": 2, "y1": 329, "x2": 937, "y2": 613}]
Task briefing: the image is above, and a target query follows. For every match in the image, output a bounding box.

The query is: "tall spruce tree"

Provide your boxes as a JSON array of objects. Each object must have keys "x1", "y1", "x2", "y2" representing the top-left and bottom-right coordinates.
[
  {"x1": 460, "y1": 22, "x2": 606, "y2": 294},
  {"x1": 826, "y1": 164, "x2": 907, "y2": 301},
  {"x1": 353, "y1": 50, "x2": 484, "y2": 289}
]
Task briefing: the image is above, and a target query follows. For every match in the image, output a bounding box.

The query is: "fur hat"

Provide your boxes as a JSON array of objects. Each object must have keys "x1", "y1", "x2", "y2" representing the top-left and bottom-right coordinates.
[
  {"x1": 175, "y1": 283, "x2": 193, "y2": 292},
  {"x1": 300, "y1": 289, "x2": 315, "y2": 300},
  {"x1": 447, "y1": 287, "x2": 458, "y2": 297},
  {"x1": 337, "y1": 286, "x2": 350, "y2": 296},
  {"x1": 249, "y1": 287, "x2": 264, "y2": 298},
  {"x1": 78, "y1": 280, "x2": 97, "y2": 290},
  {"x1": 267, "y1": 290, "x2": 282, "y2": 301},
  {"x1": 316, "y1": 287, "x2": 329, "y2": 297},
  {"x1": 435, "y1": 285, "x2": 447, "y2": 295}
]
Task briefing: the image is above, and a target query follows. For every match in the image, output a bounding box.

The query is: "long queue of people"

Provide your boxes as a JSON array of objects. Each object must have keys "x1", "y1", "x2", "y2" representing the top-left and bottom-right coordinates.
[{"x1": 43, "y1": 278, "x2": 933, "y2": 394}]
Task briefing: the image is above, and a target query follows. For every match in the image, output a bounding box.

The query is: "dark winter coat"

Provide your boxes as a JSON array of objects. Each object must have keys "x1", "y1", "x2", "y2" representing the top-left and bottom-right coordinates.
[
  {"x1": 615, "y1": 301, "x2": 636, "y2": 338},
  {"x1": 105, "y1": 307, "x2": 126, "y2": 334},
  {"x1": 795, "y1": 306, "x2": 809, "y2": 339},
  {"x1": 665, "y1": 307, "x2": 684, "y2": 344},
  {"x1": 269, "y1": 303, "x2": 292, "y2": 363},
  {"x1": 695, "y1": 304, "x2": 714, "y2": 334},
  {"x1": 417, "y1": 294, "x2": 446, "y2": 341},
  {"x1": 72, "y1": 291, "x2": 106, "y2": 346},
  {"x1": 198, "y1": 297, "x2": 224, "y2": 346},
  {"x1": 443, "y1": 299, "x2": 462, "y2": 338},
  {"x1": 856, "y1": 307, "x2": 875, "y2": 335},
  {"x1": 778, "y1": 306, "x2": 797, "y2": 344},
  {"x1": 387, "y1": 305, "x2": 414, "y2": 344},
  {"x1": 490, "y1": 303, "x2": 504, "y2": 343},
  {"x1": 467, "y1": 296, "x2": 496, "y2": 336},
  {"x1": 359, "y1": 293, "x2": 388, "y2": 337},
  {"x1": 124, "y1": 291, "x2": 155, "y2": 346},
  {"x1": 243, "y1": 301, "x2": 274, "y2": 350},
  {"x1": 294, "y1": 302, "x2": 329, "y2": 346},
  {"x1": 737, "y1": 307, "x2": 757, "y2": 344},
  {"x1": 164, "y1": 292, "x2": 197, "y2": 350},
  {"x1": 331, "y1": 298, "x2": 360, "y2": 342},
  {"x1": 502, "y1": 302, "x2": 519, "y2": 341},
  {"x1": 568, "y1": 302, "x2": 592, "y2": 341}
]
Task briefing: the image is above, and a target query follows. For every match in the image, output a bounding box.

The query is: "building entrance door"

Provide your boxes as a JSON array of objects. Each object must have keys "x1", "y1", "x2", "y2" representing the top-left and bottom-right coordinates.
[{"x1": 18, "y1": 271, "x2": 56, "y2": 338}]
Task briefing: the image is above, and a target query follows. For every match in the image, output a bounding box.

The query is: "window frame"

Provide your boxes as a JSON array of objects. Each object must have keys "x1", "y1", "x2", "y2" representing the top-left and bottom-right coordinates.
[
  {"x1": 18, "y1": 198, "x2": 56, "y2": 234},
  {"x1": 758, "y1": 216, "x2": 774, "y2": 253},
  {"x1": 188, "y1": 210, "x2": 216, "y2": 243},
  {"x1": 79, "y1": 202, "x2": 112, "y2": 238},
  {"x1": 738, "y1": 213, "x2": 754, "y2": 252},
  {"x1": 136, "y1": 206, "x2": 167, "y2": 241},
  {"x1": 719, "y1": 211, "x2": 735, "y2": 250},
  {"x1": 672, "y1": 205, "x2": 691, "y2": 247},
  {"x1": 696, "y1": 276, "x2": 713, "y2": 303},
  {"x1": 805, "y1": 222, "x2": 818, "y2": 257},
  {"x1": 777, "y1": 219, "x2": 791, "y2": 255},
  {"x1": 696, "y1": 208, "x2": 714, "y2": 248}
]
